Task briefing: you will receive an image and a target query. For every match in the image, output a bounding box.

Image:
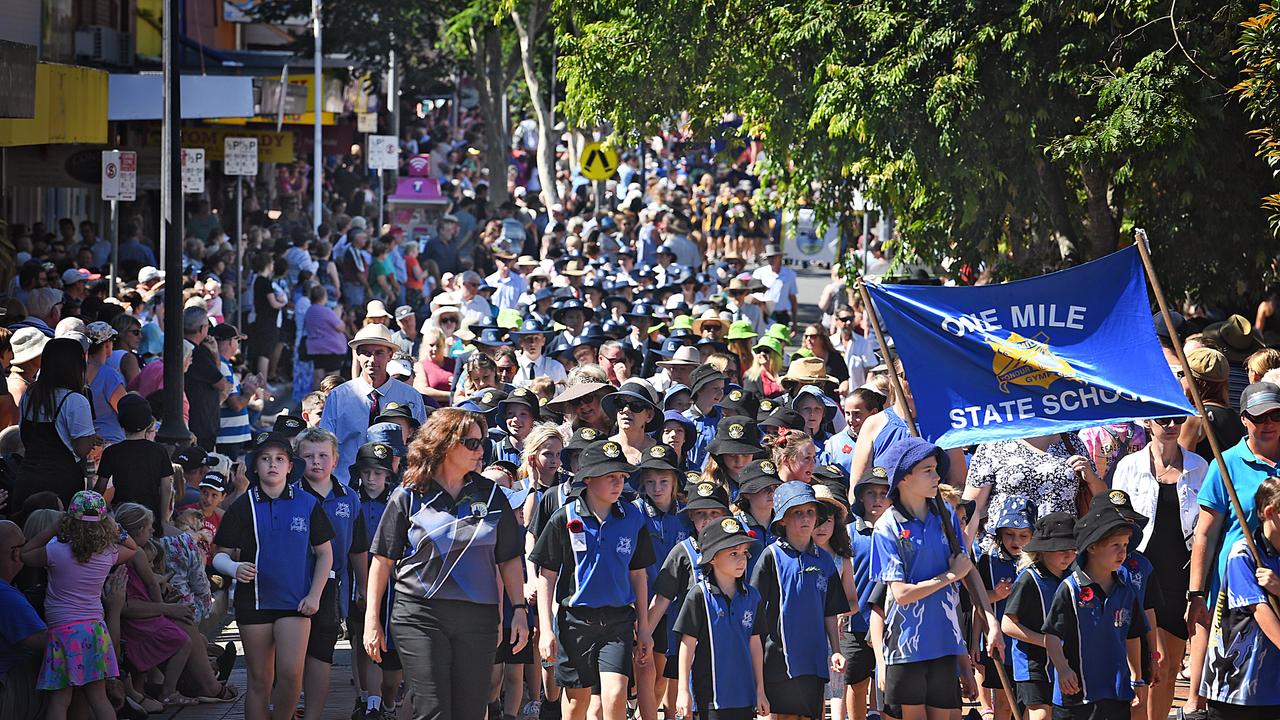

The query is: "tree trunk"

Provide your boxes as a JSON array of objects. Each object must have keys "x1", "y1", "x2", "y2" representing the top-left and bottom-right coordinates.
[
  {"x1": 512, "y1": 0, "x2": 560, "y2": 211},
  {"x1": 1080, "y1": 164, "x2": 1118, "y2": 260},
  {"x1": 1034, "y1": 157, "x2": 1083, "y2": 263},
  {"x1": 469, "y1": 24, "x2": 516, "y2": 209}
]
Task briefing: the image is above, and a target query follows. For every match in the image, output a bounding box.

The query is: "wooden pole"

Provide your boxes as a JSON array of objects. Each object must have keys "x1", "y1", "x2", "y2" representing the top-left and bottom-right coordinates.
[
  {"x1": 1133, "y1": 229, "x2": 1280, "y2": 619},
  {"x1": 856, "y1": 278, "x2": 1023, "y2": 720}
]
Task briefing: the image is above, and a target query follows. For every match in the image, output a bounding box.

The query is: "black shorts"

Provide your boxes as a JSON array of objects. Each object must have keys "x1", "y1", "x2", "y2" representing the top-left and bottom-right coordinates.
[
  {"x1": 1051, "y1": 700, "x2": 1129, "y2": 720},
  {"x1": 980, "y1": 652, "x2": 1013, "y2": 690},
  {"x1": 305, "y1": 579, "x2": 343, "y2": 663},
  {"x1": 235, "y1": 606, "x2": 305, "y2": 626},
  {"x1": 311, "y1": 352, "x2": 347, "y2": 373},
  {"x1": 840, "y1": 631, "x2": 874, "y2": 685},
  {"x1": 495, "y1": 623, "x2": 535, "y2": 665},
  {"x1": 555, "y1": 605, "x2": 636, "y2": 692},
  {"x1": 883, "y1": 656, "x2": 961, "y2": 710},
  {"x1": 377, "y1": 648, "x2": 403, "y2": 672},
  {"x1": 1207, "y1": 700, "x2": 1280, "y2": 720},
  {"x1": 652, "y1": 615, "x2": 670, "y2": 656},
  {"x1": 763, "y1": 675, "x2": 824, "y2": 718},
  {"x1": 1016, "y1": 680, "x2": 1053, "y2": 708}
]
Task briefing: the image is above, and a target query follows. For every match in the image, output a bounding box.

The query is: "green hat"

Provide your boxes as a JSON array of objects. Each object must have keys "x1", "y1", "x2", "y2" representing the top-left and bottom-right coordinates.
[
  {"x1": 496, "y1": 308, "x2": 524, "y2": 330},
  {"x1": 752, "y1": 336, "x2": 784, "y2": 356},
  {"x1": 790, "y1": 347, "x2": 814, "y2": 361},
  {"x1": 726, "y1": 319, "x2": 757, "y2": 341},
  {"x1": 671, "y1": 315, "x2": 694, "y2": 331},
  {"x1": 765, "y1": 323, "x2": 792, "y2": 343}
]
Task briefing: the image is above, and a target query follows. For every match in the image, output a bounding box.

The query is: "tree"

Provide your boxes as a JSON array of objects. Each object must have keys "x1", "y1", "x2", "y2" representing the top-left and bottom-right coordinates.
[
  {"x1": 511, "y1": 0, "x2": 559, "y2": 210},
  {"x1": 1234, "y1": 3, "x2": 1280, "y2": 240},
  {"x1": 558, "y1": 0, "x2": 1274, "y2": 305}
]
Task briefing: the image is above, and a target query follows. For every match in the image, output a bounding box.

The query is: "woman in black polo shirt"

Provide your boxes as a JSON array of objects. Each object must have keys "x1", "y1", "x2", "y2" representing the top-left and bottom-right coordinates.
[{"x1": 364, "y1": 407, "x2": 528, "y2": 720}]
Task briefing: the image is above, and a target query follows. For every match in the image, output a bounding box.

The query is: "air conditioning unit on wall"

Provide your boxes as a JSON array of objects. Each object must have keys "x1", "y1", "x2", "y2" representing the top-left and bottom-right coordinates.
[{"x1": 75, "y1": 26, "x2": 135, "y2": 67}]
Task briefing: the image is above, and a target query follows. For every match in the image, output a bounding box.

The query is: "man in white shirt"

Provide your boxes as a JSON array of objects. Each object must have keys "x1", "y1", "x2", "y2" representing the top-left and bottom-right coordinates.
[
  {"x1": 452, "y1": 270, "x2": 494, "y2": 328},
  {"x1": 751, "y1": 244, "x2": 799, "y2": 324},
  {"x1": 486, "y1": 250, "x2": 527, "y2": 311},
  {"x1": 829, "y1": 309, "x2": 878, "y2": 389}
]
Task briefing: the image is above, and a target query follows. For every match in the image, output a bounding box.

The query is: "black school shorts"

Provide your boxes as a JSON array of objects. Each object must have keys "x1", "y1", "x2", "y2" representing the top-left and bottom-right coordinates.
[
  {"x1": 1016, "y1": 680, "x2": 1052, "y2": 708},
  {"x1": 495, "y1": 623, "x2": 535, "y2": 665},
  {"x1": 840, "y1": 631, "x2": 875, "y2": 685},
  {"x1": 883, "y1": 656, "x2": 961, "y2": 710},
  {"x1": 1052, "y1": 700, "x2": 1129, "y2": 720},
  {"x1": 652, "y1": 614, "x2": 670, "y2": 656},
  {"x1": 980, "y1": 652, "x2": 1013, "y2": 690},
  {"x1": 555, "y1": 605, "x2": 636, "y2": 693},
  {"x1": 305, "y1": 579, "x2": 343, "y2": 663},
  {"x1": 763, "y1": 675, "x2": 824, "y2": 718},
  {"x1": 235, "y1": 606, "x2": 305, "y2": 625},
  {"x1": 1207, "y1": 700, "x2": 1280, "y2": 720}
]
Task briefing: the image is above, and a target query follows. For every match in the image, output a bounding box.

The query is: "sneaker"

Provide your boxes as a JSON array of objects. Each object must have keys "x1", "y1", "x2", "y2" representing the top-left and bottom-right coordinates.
[
  {"x1": 353, "y1": 698, "x2": 367, "y2": 720},
  {"x1": 522, "y1": 700, "x2": 542, "y2": 719},
  {"x1": 539, "y1": 697, "x2": 562, "y2": 720}
]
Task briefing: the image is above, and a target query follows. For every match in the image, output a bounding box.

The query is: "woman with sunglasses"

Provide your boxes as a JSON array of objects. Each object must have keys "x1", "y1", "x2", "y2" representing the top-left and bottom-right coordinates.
[
  {"x1": 1110, "y1": 414, "x2": 1207, "y2": 720},
  {"x1": 603, "y1": 380, "x2": 661, "y2": 464},
  {"x1": 800, "y1": 323, "x2": 849, "y2": 389},
  {"x1": 108, "y1": 313, "x2": 144, "y2": 385},
  {"x1": 365, "y1": 408, "x2": 528, "y2": 720}
]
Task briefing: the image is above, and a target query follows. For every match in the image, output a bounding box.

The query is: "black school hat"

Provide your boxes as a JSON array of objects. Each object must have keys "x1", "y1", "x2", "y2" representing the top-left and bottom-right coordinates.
[
  {"x1": 682, "y1": 480, "x2": 732, "y2": 513},
  {"x1": 1025, "y1": 512, "x2": 1077, "y2": 553},
  {"x1": 635, "y1": 443, "x2": 682, "y2": 473},
  {"x1": 737, "y1": 459, "x2": 783, "y2": 495},
  {"x1": 373, "y1": 402, "x2": 422, "y2": 429},
  {"x1": 567, "y1": 426, "x2": 605, "y2": 452},
  {"x1": 697, "y1": 516, "x2": 757, "y2": 563},
  {"x1": 722, "y1": 387, "x2": 760, "y2": 419},
  {"x1": 708, "y1": 415, "x2": 763, "y2": 456},
  {"x1": 755, "y1": 397, "x2": 780, "y2": 423},
  {"x1": 1074, "y1": 503, "x2": 1137, "y2": 555},
  {"x1": 688, "y1": 363, "x2": 728, "y2": 398},
  {"x1": 497, "y1": 387, "x2": 542, "y2": 421},
  {"x1": 577, "y1": 440, "x2": 638, "y2": 479},
  {"x1": 1090, "y1": 488, "x2": 1149, "y2": 529},
  {"x1": 760, "y1": 406, "x2": 806, "y2": 433},
  {"x1": 348, "y1": 441, "x2": 398, "y2": 482},
  {"x1": 273, "y1": 414, "x2": 307, "y2": 438}
]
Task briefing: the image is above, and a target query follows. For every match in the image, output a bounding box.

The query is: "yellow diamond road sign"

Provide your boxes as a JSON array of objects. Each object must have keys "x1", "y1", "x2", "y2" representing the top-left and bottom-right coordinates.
[{"x1": 580, "y1": 141, "x2": 619, "y2": 181}]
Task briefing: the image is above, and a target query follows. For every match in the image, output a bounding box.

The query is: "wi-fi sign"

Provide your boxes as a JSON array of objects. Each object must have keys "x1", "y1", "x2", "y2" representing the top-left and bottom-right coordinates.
[{"x1": 405, "y1": 155, "x2": 430, "y2": 177}]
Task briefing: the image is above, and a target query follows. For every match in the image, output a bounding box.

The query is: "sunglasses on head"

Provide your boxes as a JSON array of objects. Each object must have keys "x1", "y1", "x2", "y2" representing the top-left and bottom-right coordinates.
[
  {"x1": 1152, "y1": 416, "x2": 1187, "y2": 427},
  {"x1": 1246, "y1": 409, "x2": 1280, "y2": 424},
  {"x1": 459, "y1": 437, "x2": 484, "y2": 451},
  {"x1": 619, "y1": 399, "x2": 652, "y2": 414}
]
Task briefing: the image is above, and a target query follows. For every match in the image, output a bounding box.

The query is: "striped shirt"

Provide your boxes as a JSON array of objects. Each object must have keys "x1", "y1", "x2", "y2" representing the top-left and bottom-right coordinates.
[{"x1": 217, "y1": 358, "x2": 251, "y2": 445}]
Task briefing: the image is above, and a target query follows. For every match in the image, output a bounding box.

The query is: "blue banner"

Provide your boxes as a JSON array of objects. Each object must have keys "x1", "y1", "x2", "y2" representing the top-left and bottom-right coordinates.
[{"x1": 865, "y1": 246, "x2": 1195, "y2": 448}]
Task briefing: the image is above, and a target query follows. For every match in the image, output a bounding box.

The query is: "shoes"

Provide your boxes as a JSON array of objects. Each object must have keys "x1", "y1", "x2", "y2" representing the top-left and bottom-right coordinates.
[
  {"x1": 522, "y1": 700, "x2": 542, "y2": 719},
  {"x1": 352, "y1": 698, "x2": 367, "y2": 720}
]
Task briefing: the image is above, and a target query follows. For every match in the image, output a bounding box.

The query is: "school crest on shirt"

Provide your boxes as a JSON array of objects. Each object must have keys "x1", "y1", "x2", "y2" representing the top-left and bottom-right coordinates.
[
  {"x1": 741, "y1": 609, "x2": 755, "y2": 629},
  {"x1": 335, "y1": 502, "x2": 351, "y2": 519},
  {"x1": 290, "y1": 516, "x2": 308, "y2": 533},
  {"x1": 815, "y1": 573, "x2": 828, "y2": 593},
  {"x1": 616, "y1": 537, "x2": 634, "y2": 556},
  {"x1": 470, "y1": 501, "x2": 489, "y2": 519}
]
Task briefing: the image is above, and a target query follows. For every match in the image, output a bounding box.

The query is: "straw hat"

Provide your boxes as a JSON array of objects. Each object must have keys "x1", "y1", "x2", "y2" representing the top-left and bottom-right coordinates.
[
  {"x1": 366, "y1": 300, "x2": 392, "y2": 319},
  {"x1": 692, "y1": 310, "x2": 728, "y2": 335},
  {"x1": 782, "y1": 356, "x2": 838, "y2": 386},
  {"x1": 657, "y1": 346, "x2": 702, "y2": 368},
  {"x1": 348, "y1": 323, "x2": 400, "y2": 351}
]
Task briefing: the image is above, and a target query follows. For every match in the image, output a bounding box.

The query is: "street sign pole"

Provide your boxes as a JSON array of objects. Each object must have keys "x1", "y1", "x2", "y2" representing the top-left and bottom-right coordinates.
[
  {"x1": 109, "y1": 199, "x2": 118, "y2": 296},
  {"x1": 377, "y1": 170, "x2": 384, "y2": 232},
  {"x1": 223, "y1": 136, "x2": 258, "y2": 332},
  {"x1": 236, "y1": 175, "x2": 243, "y2": 330}
]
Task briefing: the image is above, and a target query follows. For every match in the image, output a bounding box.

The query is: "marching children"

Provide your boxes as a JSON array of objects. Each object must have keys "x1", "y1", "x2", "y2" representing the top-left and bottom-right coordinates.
[
  {"x1": 212, "y1": 432, "x2": 335, "y2": 720},
  {"x1": 976, "y1": 495, "x2": 1035, "y2": 720},
  {"x1": 751, "y1": 480, "x2": 848, "y2": 720},
  {"x1": 530, "y1": 440, "x2": 656, "y2": 720},
  {"x1": 868, "y1": 437, "x2": 973, "y2": 720},
  {"x1": 673, "y1": 516, "x2": 770, "y2": 720},
  {"x1": 1199, "y1": 475, "x2": 1280, "y2": 718},
  {"x1": 633, "y1": 444, "x2": 687, "y2": 720},
  {"x1": 21, "y1": 490, "x2": 138, "y2": 720},
  {"x1": 294, "y1": 427, "x2": 369, "y2": 720},
  {"x1": 1002, "y1": 512, "x2": 1077, "y2": 720},
  {"x1": 845, "y1": 466, "x2": 891, "y2": 720},
  {"x1": 348, "y1": 440, "x2": 400, "y2": 720},
  {"x1": 1043, "y1": 503, "x2": 1148, "y2": 720}
]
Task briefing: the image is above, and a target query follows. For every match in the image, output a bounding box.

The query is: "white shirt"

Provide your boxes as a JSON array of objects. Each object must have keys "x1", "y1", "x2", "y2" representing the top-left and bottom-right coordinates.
[
  {"x1": 752, "y1": 264, "x2": 799, "y2": 313},
  {"x1": 1110, "y1": 447, "x2": 1208, "y2": 551},
  {"x1": 836, "y1": 332, "x2": 878, "y2": 388},
  {"x1": 511, "y1": 353, "x2": 568, "y2": 390},
  {"x1": 486, "y1": 270, "x2": 527, "y2": 312},
  {"x1": 455, "y1": 293, "x2": 493, "y2": 328},
  {"x1": 665, "y1": 234, "x2": 701, "y2": 270}
]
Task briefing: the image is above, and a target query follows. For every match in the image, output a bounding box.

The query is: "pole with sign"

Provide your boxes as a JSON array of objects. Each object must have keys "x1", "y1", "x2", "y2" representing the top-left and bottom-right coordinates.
[
  {"x1": 367, "y1": 135, "x2": 399, "y2": 232},
  {"x1": 102, "y1": 150, "x2": 137, "y2": 295},
  {"x1": 224, "y1": 137, "x2": 258, "y2": 332},
  {"x1": 579, "y1": 141, "x2": 618, "y2": 220}
]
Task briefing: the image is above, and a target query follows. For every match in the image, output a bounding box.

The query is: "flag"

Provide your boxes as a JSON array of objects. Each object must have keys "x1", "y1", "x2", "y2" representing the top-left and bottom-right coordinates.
[{"x1": 865, "y1": 246, "x2": 1195, "y2": 448}]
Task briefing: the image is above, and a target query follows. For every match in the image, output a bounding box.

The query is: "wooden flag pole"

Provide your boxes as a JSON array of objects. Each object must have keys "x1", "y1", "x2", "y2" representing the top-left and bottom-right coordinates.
[
  {"x1": 856, "y1": 278, "x2": 1023, "y2": 720},
  {"x1": 1133, "y1": 229, "x2": 1279, "y2": 617}
]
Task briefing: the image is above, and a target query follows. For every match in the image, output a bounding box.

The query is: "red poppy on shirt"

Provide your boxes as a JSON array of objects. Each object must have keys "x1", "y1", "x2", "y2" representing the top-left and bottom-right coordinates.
[{"x1": 567, "y1": 518, "x2": 585, "y2": 533}]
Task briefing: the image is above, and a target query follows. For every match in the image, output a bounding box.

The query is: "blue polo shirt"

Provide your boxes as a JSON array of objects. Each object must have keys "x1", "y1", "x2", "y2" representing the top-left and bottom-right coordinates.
[
  {"x1": 751, "y1": 539, "x2": 848, "y2": 680},
  {"x1": 1042, "y1": 566, "x2": 1148, "y2": 706},
  {"x1": 844, "y1": 519, "x2": 876, "y2": 634},
  {"x1": 868, "y1": 501, "x2": 967, "y2": 664},
  {"x1": 299, "y1": 478, "x2": 369, "y2": 616},
  {"x1": 1004, "y1": 563, "x2": 1064, "y2": 683},
  {"x1": 213, "y1": 484, "x2": 335, "y2": 611},
  {"x1": 824, "y1": 428, "x2": 857, "y2": 475},
  {"x1": 673, "y1": 579, "x2": 765, "y2": 711},
  {"x1": 1199, "y1": 533, "x2": 1280, "y2": 706},
  {"x1": 635, "y1": 496, "x2": 689, "y2": 589},
  {"x1": 370, "y1": 474, "x2": 522, "y2": 606},
  {"x1": 1198, "y1": 437, "x2": 1280, "y2": 598},
  {"x1": 0, "y1": 577, "x2": 45, "y2": 678},
  {"x1": 530, "y1": 496, "x2": 656, "y2": 608},
  {"x1": 736, "y1": 511, "x2": 774, "y2": 578},
  {"x1": 654, "y1": 537, "x2": 704, "y2": 657},
  {"x1": 358, "y1": 483, "x2": 396, "y2": 631},
  {"x1": 685, "y1": 406, "x2": 723, "y2": 470}
]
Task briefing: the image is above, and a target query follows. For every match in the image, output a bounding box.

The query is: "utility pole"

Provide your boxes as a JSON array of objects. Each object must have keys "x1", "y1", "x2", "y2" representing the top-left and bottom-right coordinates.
[
  {"x1": 312, "y1": 0, "x2": 323, "y2": 230},
  {"x1": 157, "y1": 0, "x2": 189, "y2": 445}
]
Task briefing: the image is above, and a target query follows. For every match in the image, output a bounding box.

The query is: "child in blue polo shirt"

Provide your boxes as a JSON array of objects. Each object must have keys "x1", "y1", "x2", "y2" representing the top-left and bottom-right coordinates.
[
  {"x1": 633, "y1": 444, "x2": 687, "y2": 720},
  {"x1": 751, "y1": 480, "x2": 848, "y2": 720},
  {"x1": 733, "y1": 459, "x2": 782, "y2": 576},
  {"x1": 1043, "y1": 503, "x2": 1148, "y2": 720},
  {"x1": 844, "y1": 465, "x2": 890, "y2": 720},
  {"x1": 1199, "y1": 475, "x2": 1280, "y2": 719},
  {"x1": 975, "y1": 495, "x2": 1034, "y2": 720},
  {"x1": 674, "y1": 516, "x2": 769, "y2": 720},
  {"x1": 869, "y1": 437, "x2": 972, "y2": 717},
  {"x1": 347, "y1": 441, "x2": 399, "y2": 720},
  {"x1": 530, "y1": 440, "x2": 656, "y2": 720},
  {"x1": 1001, "y1": 512, "x2": 1076, "y2": 720}
]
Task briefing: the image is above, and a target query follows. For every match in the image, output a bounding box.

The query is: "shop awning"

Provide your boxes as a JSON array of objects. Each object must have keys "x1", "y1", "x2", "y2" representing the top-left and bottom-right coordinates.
[
  {"x1": 0, "y1": 63, "x2": 108, "y2": 147},
  {"x1": 108, "y1": 74, "x2": 255, "y2": 121}
]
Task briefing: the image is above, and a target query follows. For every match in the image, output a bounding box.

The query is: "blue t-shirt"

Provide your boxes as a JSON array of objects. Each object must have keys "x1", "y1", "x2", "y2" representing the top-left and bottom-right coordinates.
[
  {"x1": 298, "y1": 479, "x2": 368, "y2": 616},
  {"x1": 845, "y1": 519, "x2": 876, "y2": 634},
  {"x1": 1042, "y1": 566, "x2": 1148, "y2": 706},
  {"x1": 1198, "y1": 437, "x2": 1280, "y2": 598},
  {"x1": 685, "y1": 406, "x2": 723, "y2": 471},
  {"x1": 89, "y1": 363, "x2": 126, "y2": 444},
  {"x1": 751, "y1": 539, "x2": 849, "y2": 680},
  {"x1": 824, "y1": 428, "x2": 857, "y2": 475},
  {"x1": 0, "y1": 578, "x2": 45, "y2": 678},
  {"x1": 869, "y1": 501, "x2": 967, "y2": 664},
  {"x1": 1200, "y1": 534, "x2": 1280, "y2": 706}
]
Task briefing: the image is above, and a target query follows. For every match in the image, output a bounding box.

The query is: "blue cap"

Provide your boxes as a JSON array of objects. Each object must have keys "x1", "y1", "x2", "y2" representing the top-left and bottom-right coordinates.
[
  {"x1": 770, "y1": 481, "x2": 819, "y2": 532},
  {"x1": 878, "y1": 436, "x2": 950, "y2": 494},
  {"x1": 366, "y1": 422, "x2": 407, "y2": 457}
]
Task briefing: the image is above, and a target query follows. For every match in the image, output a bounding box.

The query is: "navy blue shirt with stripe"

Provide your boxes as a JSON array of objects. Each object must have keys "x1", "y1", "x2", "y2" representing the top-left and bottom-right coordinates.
[
  {"x1": 370, "y1": 473, "x2": 522, "y2": 606},
  {"x1": 635, "y1": 496, "x2": 690, "y2": 589},
  {"x1": 213, "y1": 484, "x2": 335, "y2": 611},
  {"x1": 1042, "y1": 566, "x2": 1148, "y2": 706},
  {"x1": 735, "y1": 511, "x2": 774, "y2": 578},
  {"x1": 750, "y1": 539, "x2": 849, "y2": 681},
  {"x1": 1004, "y1": 562, "x2": 1065, "y2": 683},
  {"x1": 844, "y1": 519, "x2": 876, "y2": 634},
  {"x1": 653, "y1": 537, "x2": 704, "y2": 657},
  {"x1": 358, "y1": 483, "x2": 396, "y2": 632},
  {"x1": 530, "y1": 497, "x2": 655, "y2": 608},
  {"x1": 673, "y1": 578, "x2": 765, "y2": 711},
  {"x1": 298, "y1": 478, "x2": 369, "y2": 617}
]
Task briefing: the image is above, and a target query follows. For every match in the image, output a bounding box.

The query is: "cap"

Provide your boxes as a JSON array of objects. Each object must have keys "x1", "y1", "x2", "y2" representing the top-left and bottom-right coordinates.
[
  {"x1": 210, "y1": 324, "x2": 247, "y2": 342},
  {"x1": 206, "y1": 452, "x2": 232, "y2": 479},
  {"x1": 770, "y1": 481, "x2": 819, "y2": 531},
  {"x1": 682, "y1": 481, "x2": 732, "y2": 513},
  {"x1": 1023, "y1": 512, "x2": 1077, "y2": 553},
  {"x1": 61, "y1": 267, "x2": 87, "y2": 285},
  {"x1": 116, "y1": 392, "x2": 154, "y2": 433},
  {"x1": 577, "y1": 440, "x2": 638, "y2": 479},
  {"x1": 174, "y1": 446, "x2": 212, "y2": 471},
  {"x1": 738, "y1": 459, "x2": 783, "y2": 495},
  {"x1": 498, "y1": 387, "x2": 542, "y2": 421},
  {"x1": 68, "y1": 490, "x2": 107, "y2": 522},
  {"x1": 1241, "y1": 382, "x2": 1280, "y2": 417},
  {"x1": 811, "y1": 462, "x2": 851, "y2": 490},
  {"x1": 696, "y1": 516, "x2": 757, "y2": 564},
  {"x1": 394, "y1": 305, "x2": 415, "y2": 321},
  {"x1": 198, "y1": 472, "x2": 229, "y2": 493},
  {"x1": 138, "y1": 266, "x2": 162, "y2": 283},
  {"x1": 273, "y1": 414, "x2": 307, "y2": 438}
]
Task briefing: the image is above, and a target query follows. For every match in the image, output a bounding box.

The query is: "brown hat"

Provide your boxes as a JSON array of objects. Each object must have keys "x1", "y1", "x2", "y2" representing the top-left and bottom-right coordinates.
[
  {"x1": 1205, "y1": 314, "x2": 1264, "y2": 361},
  {"x1": 546, "y1": 381, "x2": 611, "y2": 409},
  {"x1": 1186, "y1": 347, "x2": 1228, "y2": 383},
  {"x1": 782, "y1": 356, "x2": 838, "y2": 386}
]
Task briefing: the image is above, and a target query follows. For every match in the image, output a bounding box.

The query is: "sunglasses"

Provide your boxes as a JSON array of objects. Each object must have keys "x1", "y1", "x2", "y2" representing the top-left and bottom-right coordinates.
[
  {"x1": 1151, "y1": 416, "x2": 1187, "y2": 427},
  {"x1": 836, "y1": 316, "x2": 854, "y2": 323},
  {"x1": 570, "y1": 395, "x2": 597, "y2": 408},
  {"x1": 619, "y1": 399, "x2": 652, "y2": 414},
  {"x1": 803, "y1": 334, "x2": 822, "y2": 339},
  {"x1": 1246, "y1": 409, "x2": 1280, "y2": 424},
  {"x1": 459, "y1": 437, "x2": 484, "y2": 451}
]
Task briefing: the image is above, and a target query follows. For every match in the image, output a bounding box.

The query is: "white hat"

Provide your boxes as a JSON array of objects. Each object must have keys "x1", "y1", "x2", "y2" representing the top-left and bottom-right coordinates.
[
  {"x1": 388, "y1": 356, "x2": 413, "y2": 378},
  {"x1": 348, "y1": 323, "x2": 400, "y2": 351},
  {"x1": 657, "y1": 346, "x2": 701, "y2": 368},
  {"x1": 365, "y1": 300, "x2": 391, "y2": 319},
  {"x1": 10, "y1": 327, "x2": 48, "y2": 365},
  {"x1": 138, "y1": 266, "x2": 161, "y2": 283}
]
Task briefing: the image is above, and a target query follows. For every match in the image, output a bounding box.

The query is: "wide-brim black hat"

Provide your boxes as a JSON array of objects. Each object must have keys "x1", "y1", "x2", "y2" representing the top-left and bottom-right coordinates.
[
  {"x1": 682, "y1": 480, "x2": 732, "y2": 512},
  {"x1": 373, "y1": 402, "x2": 422, "y2": 429},
  {"x1": 688, "y1": 364, "x2": 728, "y2": 398},
  {"x1": 577, "y1": 440, "x2": 638, "y2": 479},
  {"x1": 497, "y1": 387, "x2": 542, "y2": 421},
  {"x1": 1090, "y1": 488, "x2": 1149, "y2": 528},
  {"x1": 634, "y1": 444, "x2": 682, "y2": 473},
  {"x1": 1024, "y1": 511, "x2": 1078, "y2": 553},
  {"x1": 1074, "y1": 504, "x2": 1136, "y2": 554},
  {"x1": 708, "y1": 415, "x2": 763, "y2": 456},
  {"x1": 738, "y1": 459, "x2": 783, "y2": 495},
  {"x1": 697, "y1": 516, "x2": 756, "y2": 562}
]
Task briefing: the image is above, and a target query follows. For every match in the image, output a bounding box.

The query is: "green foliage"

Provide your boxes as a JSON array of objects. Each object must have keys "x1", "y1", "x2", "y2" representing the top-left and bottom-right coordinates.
[
  {"x1": 557, "y1": 0, "x2": 1276, "y2": 304},
  {"x1": 1234, "y1": 3, "x2": 1280, "y2": 237}
]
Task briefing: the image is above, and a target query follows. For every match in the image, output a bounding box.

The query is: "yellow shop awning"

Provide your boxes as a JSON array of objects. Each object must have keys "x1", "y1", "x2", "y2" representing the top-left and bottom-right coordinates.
[{"x1": 0, "y1": 63, "x2": 108, "y2": 147}]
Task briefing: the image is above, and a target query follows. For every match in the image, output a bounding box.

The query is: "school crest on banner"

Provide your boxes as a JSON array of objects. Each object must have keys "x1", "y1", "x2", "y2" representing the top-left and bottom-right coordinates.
[{"x1": 865, "y1": 246, "x2": 1194, "y2": 447}]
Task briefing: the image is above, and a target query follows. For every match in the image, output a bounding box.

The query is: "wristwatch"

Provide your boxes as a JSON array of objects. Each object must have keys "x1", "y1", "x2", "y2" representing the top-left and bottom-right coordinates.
[{"x1": 1186, "y1": 590, "x2": 1207, "y2": 600}]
